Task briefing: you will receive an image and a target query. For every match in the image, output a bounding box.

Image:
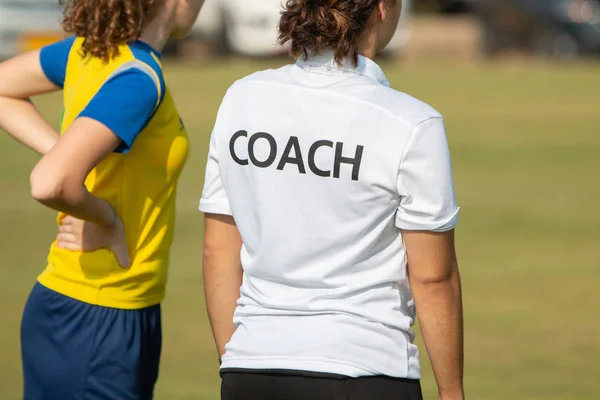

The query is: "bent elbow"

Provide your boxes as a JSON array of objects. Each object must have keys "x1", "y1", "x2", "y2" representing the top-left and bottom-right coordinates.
[
  {"x1": 30, "y1": 167, "x2": 65, "y2": 204},
  {"x1": 202, "y1": 245, "x2": 218, "y2": 271},
  {"x1": 410, "y1": 264, "x2": 461, "y2": 287}
]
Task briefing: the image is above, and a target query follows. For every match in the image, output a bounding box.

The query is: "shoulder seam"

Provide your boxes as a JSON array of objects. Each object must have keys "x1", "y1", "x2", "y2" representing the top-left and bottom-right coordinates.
[
  {"x1": 106, "y1": 60, "x2": 163, "y2": 111},
  {"x1": 397, "y1": 116, "x2": 445, "y2": 175}
]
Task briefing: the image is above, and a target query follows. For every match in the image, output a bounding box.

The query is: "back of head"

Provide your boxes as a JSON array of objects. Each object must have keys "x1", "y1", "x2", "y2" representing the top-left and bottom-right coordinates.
[
  {"x1": 60, "y1": 0, "x2": 159, "y2": 62},
  {"x1": 278, "y1": 0, "x2": 379, "y2": 66}
]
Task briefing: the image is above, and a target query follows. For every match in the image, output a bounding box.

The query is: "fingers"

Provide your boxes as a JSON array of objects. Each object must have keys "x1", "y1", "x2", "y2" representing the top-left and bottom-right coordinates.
[
  {"x1": 59, "y1": 216, "x2": 82, "y2": 235},
  {"x1": 58, "y1": 233, "x2": 130, "y2": 270},
  {"x1": 56, "y1": 233, "x2": 83, "y2": 251},
  {"x1": 58, "y1": 223, "x2": 75, "y2": 234},
  {"x1": 61, "y1": 215, "x2": 131, "y2": 269},
  {"x1": 60, "y1": 216, "x2": 87, "y2": 230},
  {"x1": 60, "y1": 216, "x2": 75, "y2": 226},
  {"x1": 108, "y1": 218, "x2": 131, "y2": 269},
  {"x1": 112, "y1": 245, "x2": 131, "y2": 269},
  {"x1": 56, "y1": 232, "x2": 77, "y2": 244},
  {"x1": 56, "y1": 242, "x2": 82, "y2": 251}
]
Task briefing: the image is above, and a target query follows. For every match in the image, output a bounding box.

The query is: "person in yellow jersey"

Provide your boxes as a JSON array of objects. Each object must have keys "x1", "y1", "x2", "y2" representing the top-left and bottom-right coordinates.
[{"x1": 0, "y1": 0, "x2": 205, "y2": 399}]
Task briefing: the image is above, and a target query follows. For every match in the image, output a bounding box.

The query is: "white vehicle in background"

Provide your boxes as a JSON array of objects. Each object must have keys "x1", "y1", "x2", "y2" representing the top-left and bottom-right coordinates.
[
  {"x1": 190, "y1": 0, "x2": 413, "y2": 57},
  {"x1": 191, "y1": 0, "x2": 283, "y2": 55},
  {"x1": 0, "y1": 0, "x2": 64, "y2": 60}
]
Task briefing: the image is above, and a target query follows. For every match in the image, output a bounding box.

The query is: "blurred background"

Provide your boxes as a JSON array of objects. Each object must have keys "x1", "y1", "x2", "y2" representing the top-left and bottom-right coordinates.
[{"x1": 1, "y1": 1, "x2": 599, "y2": 399}]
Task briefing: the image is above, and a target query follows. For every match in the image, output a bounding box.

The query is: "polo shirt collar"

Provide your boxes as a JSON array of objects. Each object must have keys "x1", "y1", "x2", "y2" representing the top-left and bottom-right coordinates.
[{"x1": 296, "y1": 51, "x2": 390, "y2": 87}]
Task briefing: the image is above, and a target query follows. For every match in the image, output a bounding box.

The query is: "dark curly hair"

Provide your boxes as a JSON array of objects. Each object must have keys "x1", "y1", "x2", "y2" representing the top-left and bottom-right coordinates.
[
  {"x1": 278, "y1": 0, "x2": 383, "y2": 66},
  {"x1": 59, "y1": 0, "x2": 159, "y2": 62}
]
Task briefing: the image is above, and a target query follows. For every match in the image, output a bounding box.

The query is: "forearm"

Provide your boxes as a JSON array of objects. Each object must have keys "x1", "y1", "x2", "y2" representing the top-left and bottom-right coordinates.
[
  {"x1": 0, "y1": 97, "x2": 59, "y2": 155},
  {"x1": 411, "y1": 270, "x2": 464, "y2": 399},
  {"x1": 203, "y1": 258, "x2": 243, "y2": 357},
  {"x1": 31, "y1": 180, "x2": 115, "y2": 227}
]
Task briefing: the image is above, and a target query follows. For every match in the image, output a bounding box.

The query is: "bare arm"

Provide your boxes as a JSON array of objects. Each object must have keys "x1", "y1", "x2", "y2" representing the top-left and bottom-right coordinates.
[
  {"x1": 30, "y1": 117, "x2": 121, "y2": 225},
  {"x1": 29, "y1": 117, "x2": 130, "y2": 267},
  {"x1": 203, "y1": 214, "x2": 243, "y2": 358},
  {"x1": 404, "y1": 230, "x2": 464, "y2": 400},
  {"x1": 0, "y1": 50, "x2": 61, "y2": 155}
]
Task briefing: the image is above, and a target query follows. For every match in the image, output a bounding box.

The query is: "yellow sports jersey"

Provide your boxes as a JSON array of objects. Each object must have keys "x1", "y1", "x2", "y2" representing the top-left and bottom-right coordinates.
[{"x1": 36, "y1": 37, "x2": 188, "y2": 309}]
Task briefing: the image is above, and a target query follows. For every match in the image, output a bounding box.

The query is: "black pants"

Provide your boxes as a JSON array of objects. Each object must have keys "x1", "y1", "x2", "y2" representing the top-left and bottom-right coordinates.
[{"x1": 221, "y1": 370, "x2": 423, "y2": 400}]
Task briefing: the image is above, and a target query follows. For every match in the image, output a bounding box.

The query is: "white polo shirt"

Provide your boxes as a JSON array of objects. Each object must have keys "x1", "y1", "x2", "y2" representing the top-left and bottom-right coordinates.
[{"x1": 199, "y1": 52, "x2": 459, "y2": 379}]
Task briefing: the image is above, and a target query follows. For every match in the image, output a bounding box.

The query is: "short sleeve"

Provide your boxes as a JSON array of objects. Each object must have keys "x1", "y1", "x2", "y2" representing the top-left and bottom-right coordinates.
[
  {"x1": 396, "y1": 117, "x2": 459, "y2": 232},
  {"x1": 39, "y1": 36, "x2": 76, "y2": 88},
  {"x1": 199, "y1": 93, "x2": 233, "y2": 216},
  {"x1": 78, "y1": 69, "x2": 160, "y2": 153}
]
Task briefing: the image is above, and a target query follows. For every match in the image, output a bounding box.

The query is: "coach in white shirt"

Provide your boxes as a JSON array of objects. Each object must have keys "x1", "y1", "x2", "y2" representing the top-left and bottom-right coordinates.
[{"x1": 199, "y1": 1, "x2": 464, "y2": 399}]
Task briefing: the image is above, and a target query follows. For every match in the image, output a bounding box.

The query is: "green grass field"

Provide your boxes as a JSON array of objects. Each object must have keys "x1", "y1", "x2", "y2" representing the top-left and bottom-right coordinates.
[{"x1": 1, "y1": 58, "x2": 599, "y2": 399}]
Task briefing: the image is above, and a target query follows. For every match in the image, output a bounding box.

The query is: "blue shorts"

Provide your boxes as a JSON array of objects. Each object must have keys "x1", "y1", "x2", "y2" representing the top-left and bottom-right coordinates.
[{"x1": 21, "y1": 283, "x2": 162, "y2": 400}]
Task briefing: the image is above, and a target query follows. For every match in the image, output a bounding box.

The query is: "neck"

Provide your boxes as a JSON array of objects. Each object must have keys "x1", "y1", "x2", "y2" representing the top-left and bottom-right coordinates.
[
  {"x1": 358, "y1": 48, "x2": 376, "y2": 61},
  {"x1": 357, "y1": 32, "x2": 378, "y2": 61},
  {"x1": 139, "y1": 9, "x2": 175, "y2": 52}
]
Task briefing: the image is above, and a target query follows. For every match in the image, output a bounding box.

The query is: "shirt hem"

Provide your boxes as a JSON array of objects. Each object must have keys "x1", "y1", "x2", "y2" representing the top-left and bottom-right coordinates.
[
  {"x1": 199, "y1": 199, "x2": 233, "y2": 216},
  {"x1": 37, "y1": 274, "x2": 164, "y2": 310},
  {"x1": 220, "y1": 356, "x2": 418, "y2": 379},
  {"x1": 396, "y1": 207, "x2": 460, "y2": 233}
]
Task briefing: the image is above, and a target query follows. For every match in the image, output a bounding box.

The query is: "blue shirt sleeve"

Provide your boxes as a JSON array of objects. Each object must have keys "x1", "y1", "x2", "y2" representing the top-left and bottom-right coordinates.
[
  {"x1": 39, "y1": 36, "x2": 76, "y2": 88},
  {"x1": 78, "y1": 69, "x2": 160, "y2": 153}
]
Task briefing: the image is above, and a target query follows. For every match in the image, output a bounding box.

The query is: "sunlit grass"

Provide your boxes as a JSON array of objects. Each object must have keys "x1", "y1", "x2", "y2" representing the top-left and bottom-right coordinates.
[{"x1": 1, "y1": 58, "x2": 599, "y2": 399}]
